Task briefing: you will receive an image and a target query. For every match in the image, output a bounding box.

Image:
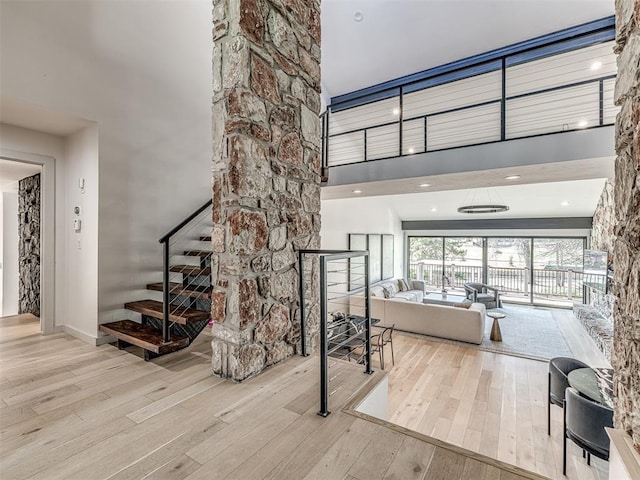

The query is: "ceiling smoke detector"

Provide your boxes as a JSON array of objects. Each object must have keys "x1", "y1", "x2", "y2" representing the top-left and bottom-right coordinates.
[
  {"x1": 458, "y1": 205, "x2": 509, "y2": 214},
  {"x1": 353, "y1": 11, "x2": 364, "y2": 22}
]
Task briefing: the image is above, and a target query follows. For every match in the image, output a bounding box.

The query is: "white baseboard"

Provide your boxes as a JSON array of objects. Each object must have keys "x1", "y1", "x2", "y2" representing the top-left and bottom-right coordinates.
[{"x1": 61, "y1": 325, "x2": 101, "y2": 346}]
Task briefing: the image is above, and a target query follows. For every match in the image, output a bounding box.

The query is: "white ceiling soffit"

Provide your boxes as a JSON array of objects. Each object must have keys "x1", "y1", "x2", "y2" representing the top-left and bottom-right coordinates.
[
  {"x1": 0, "y1": 97, "x2": 93, "y2": 136},
  {"x1": 321, "y1": 157, "x2": 614, "y2": 200},
  {"x1": 0, "y1": 159, "x2": 42, "y2": 193},
  {"x1": 322, "y1": 177, "x2": 608, "y2": 220},
  {"x1": 321, "y1": 0, "x2": 615, "y2": 98}
]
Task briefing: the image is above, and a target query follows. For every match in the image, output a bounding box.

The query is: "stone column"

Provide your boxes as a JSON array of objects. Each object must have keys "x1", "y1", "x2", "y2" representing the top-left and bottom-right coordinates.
[
  {"x1": 613, "y1": 0, "x2": 640, "y2": 453},
  {"x1": 18, "y1": 173, "x2": 41, "y2": 317},
  {"x1": 211, "y1": 0, "x2": 321, "y2": 381}
]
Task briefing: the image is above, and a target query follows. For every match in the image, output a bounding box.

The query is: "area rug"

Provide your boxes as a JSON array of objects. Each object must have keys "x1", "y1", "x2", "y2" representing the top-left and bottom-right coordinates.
[{"x1": 404, "y1": 305, "x2": 572, "y2": 361}]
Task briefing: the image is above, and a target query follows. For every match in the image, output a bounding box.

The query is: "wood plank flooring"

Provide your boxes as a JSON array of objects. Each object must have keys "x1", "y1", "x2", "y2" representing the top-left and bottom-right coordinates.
[
  {"x1": 1, "y1": 314, "x2": 542, "y2": 480},
  {"x1": 386, "y1": 307, "x2": 611, "y2": 480}
]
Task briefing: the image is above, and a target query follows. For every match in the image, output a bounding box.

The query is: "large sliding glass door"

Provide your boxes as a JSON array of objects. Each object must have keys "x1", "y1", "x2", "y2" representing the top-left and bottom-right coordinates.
[
  {"x1": 487, "y1": 238, "x2": 531, "y2": 304},
  {"x1": 408, "y1": 235, "x2": 586, "y2": 306},
  {"x1": 444, "y1": 237, "x2": 483, "y2": 292},
  {"x1": 532, "y1": 238, "x2": 585, "y2": 306}
]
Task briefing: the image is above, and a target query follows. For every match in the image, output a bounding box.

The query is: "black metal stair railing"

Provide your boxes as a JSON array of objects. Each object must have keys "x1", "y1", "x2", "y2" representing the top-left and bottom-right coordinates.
[
  {"x1": 298, "y1": 249, "x2": 373, "y2": 417},
  {"x1": 158, "y1": 199, "x2": 213, "y2": 343}
]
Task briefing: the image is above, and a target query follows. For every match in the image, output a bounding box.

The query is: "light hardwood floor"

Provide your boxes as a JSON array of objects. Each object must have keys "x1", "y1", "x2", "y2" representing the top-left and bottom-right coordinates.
[
  {"x1": 386, "y1": 307, "x2": 611, "y2": 480},
  {"x1": 1, "y1": 314, "x2": 546, "y2": 480}
]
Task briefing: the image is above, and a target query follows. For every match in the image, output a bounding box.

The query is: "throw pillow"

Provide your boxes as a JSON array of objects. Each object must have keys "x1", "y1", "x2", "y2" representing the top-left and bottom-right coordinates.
[
  {"x1": 382, "y1": 287, "x2": 392, "y2": 298},
  {"x1": 453, "y1": 301, "x2": 473, "y2": 309},
  {"x1": 398, "y1": 278, "x2": 410, "y2": 291},
  {"x1": 387, "y1": 282, "x2": 398, "y2": 296},
  {"x1": 370, "y1": 286, "x2": 385, "y2": 298}
]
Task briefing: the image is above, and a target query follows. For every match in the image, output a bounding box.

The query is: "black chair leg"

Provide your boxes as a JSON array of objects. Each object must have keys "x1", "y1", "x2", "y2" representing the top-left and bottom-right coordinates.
[
  {"x1": 380, "y1": 345, "x2": 385, "y2": 370},
  {"x1": 390, "y1": 340, "x2": 395, "y2": 366},
  {"x1": 563, "y1": 399, "x2": 567, "y2": 476},
  {"x1": 587, "y1": 452, "x2": 591, "y2": 465},
  {"x1": 583, "y1": 449, "x2": 586, "y2": 458},
  {"x1": 547, "y1": 372, "x2": 551, "y2": 436}
]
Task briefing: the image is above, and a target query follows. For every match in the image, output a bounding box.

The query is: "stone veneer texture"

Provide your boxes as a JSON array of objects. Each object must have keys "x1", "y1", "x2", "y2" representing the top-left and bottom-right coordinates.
[
  {"x1": 211, "y1": 0, "x2": 321, "y2": 381},
  {"x1": 592, "y1": 179, "x2": 616, "y2": 254},
  {"x1": 18, "y1": 173, "x2": 41, "y2": 317},
  {"x1": 613, "y1": 0, "x2": 640, "y2": 453}
]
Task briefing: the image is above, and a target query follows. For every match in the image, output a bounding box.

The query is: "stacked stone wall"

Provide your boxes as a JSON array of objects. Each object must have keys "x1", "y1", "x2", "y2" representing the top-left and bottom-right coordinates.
[
  {"x1": 211, "y1": 0, "x2": 321, "y2": 381},
  {"x1": 613, "y1": 0, "x2": 640, "y2": 453},
  {"x1": 18, "y1": 173, "x2": 41, "y2": 317},
  {"x1": 592, "y1": 179, "x2": 616, "y2": 254}
]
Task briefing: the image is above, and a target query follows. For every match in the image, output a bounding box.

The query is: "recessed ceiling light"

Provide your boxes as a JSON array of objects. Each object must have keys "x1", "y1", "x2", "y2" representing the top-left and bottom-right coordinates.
[
  {"x1": 431, "y1": 207, "x2": 437, "y2": 212},
  {"x1": 561, "y1": 201, "x2": 570, "y2": 207},
  {"x1": 392, "y1": 108, "x2": 400, "y2": 115},
  {"x1": 590, "y1": 61, "x2": 603, "y2": 71},
  {"x1": 419, "y1": 183, "x2": 431, "y2": 188},
  {"x1": 352, "y1": 189, "x2": 362, "y2": 194},
  {"x1": 408, "y1": 147, "x2": 415, "y2": 154},
  {"x1": 353, "y1": 11, "x2": 363, "y2": 22},
  {"x1": 578, "y1": 120, "x2": 588, "y2": 128},
  {"x1": 504, "y1": 175, "x2": 521, "y2": 180}
]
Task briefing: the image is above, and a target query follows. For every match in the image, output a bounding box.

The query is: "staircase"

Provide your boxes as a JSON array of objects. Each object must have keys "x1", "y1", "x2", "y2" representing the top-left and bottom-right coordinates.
[{"x1": 99, "y1": 201, "x2": 213, "y2": 361}]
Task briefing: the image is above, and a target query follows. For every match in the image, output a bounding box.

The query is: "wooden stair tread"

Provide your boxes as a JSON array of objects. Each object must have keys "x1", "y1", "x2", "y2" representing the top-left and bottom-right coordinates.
[
  {"x1": 99, "y1": 320, "x2": 189, "y2": 354},
  {"x1": 183, "y1": 250, "x2": 212, "y2": 257},
  {"x1": 147, "y1": 282, "x2": 211, "y2": 299},
  {"x1": 124, "y1": 300, "x2": 210, "y2": 324},
  {"x1": 169, "y1": 265, "x2": 211, "y2": 275}
]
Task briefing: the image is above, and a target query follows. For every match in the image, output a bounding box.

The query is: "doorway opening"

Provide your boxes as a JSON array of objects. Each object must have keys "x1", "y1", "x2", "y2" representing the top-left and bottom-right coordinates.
[{"x1": 1, "y1": 154, "x2": 53, "y2": 334}]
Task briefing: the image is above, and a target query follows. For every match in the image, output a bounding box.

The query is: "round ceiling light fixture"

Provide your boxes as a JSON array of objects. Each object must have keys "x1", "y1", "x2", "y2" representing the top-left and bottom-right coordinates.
[
  {"x1": 354, "y1": 11, "x2": 364, "y2": 22},
  {"x1": 457, "y1": 204, "x2": 509, "y2": 214}
]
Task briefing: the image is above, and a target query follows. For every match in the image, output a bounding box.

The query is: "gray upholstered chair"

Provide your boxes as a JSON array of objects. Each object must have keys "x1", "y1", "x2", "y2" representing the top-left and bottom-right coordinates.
[
  {"x1": 563, "y1": 387, "x2": 614, "y2": 476},
  {"x1": 548, "y1": 357, "x2": 589, "y2": 435},
  {"x1": 464, "y1": 282, "x2": 501, "y2": 309}
]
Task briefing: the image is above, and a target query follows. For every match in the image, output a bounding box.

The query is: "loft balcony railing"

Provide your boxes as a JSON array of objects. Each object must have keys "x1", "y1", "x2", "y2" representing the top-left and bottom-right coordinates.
[{"x1": 321, "y1": 17, "x2": 617, "y2": 169}]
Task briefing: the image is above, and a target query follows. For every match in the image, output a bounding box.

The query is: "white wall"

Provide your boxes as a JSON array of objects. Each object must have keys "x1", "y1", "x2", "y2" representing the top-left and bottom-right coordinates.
[
  {"x1": 1, "y1": 192, "x2": 19, "y2": 316},
  {"x1": 1, "y1": 1, "x2": 213, "y2": 339},
  {"x1": 64, "y1": 126, "x2": 99, "y2": 338},
  {"x1": 0, "y1": 124, "x2": 65, "y2": 333},
  {"x1": 321, "y1": 196, "x2": 405, "y2": 279}
]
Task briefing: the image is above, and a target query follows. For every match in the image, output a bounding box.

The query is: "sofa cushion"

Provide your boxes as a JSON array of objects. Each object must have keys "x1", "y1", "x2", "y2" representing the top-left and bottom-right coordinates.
[
  {"x1": 398, "y1": 279, "x2": 410, "y2": 291},
  {"x1": 476, "y1": 293, "x2": 494, "y2": 301},
  {"x1": 370, "y1": 286, "x2": 385, "y2": 298},
  {"x1": 394, "y1": 291, "x2": 420, "y2": 302}
]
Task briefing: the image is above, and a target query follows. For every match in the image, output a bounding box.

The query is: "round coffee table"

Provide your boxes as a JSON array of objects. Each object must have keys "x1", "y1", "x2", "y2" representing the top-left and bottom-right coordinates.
[{"x1": 487, "y1": 311, "x2": 506, "y2": 341}]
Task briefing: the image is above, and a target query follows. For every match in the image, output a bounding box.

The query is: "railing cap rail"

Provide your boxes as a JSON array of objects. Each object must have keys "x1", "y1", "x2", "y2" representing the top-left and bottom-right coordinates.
[{"x1": 159, "y1": 199, "x2": 212, "y2": 244}]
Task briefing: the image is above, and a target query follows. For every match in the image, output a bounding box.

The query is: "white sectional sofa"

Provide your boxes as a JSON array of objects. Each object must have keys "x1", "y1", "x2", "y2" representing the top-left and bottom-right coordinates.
[
  {"x1": 360, "y1": 278, "x2": 486, "y2": 344},
  {"x1": 372, "y1": 297, "x2": 486, "y2": 344}
]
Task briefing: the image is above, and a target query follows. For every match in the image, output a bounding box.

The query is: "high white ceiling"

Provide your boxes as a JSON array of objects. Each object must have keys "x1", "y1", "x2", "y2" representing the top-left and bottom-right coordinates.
[
  {"x1": 321, "y1": 0, "x2": 614, "y2": 99},
  {"x1": 320, "y1": 1, "x2": 615, "y2": 219}
]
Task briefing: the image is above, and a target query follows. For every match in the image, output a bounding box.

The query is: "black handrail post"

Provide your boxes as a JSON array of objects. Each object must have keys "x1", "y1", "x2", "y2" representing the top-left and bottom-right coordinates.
[
  {"x1": 318, "y1": 256, "x2": 329, "y2": 417},
  {"x1": 364, "y1": 252, "x2": 372, "y2": 375},
  {"x1": 363, "y1": 129, "x2": 368, "y2": 161},
  {"x1": 398, "y1": 87, "x2": 404, "y2": 156},
  {"x1": 423, "y1": 115, "x2": 428, "y2": 152},
  {"x1": 501, "y1": 57, "x2": 507, "y2": 141},
  {"x1": 298, "y1": 252, "x2": 308, "y2": 356},
  {"x1": 162, "y1": 239, "x2": 170, "y2": 343},
  {"x1": 598, "y1": 79, "x2": 604, "y2": 126}
]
